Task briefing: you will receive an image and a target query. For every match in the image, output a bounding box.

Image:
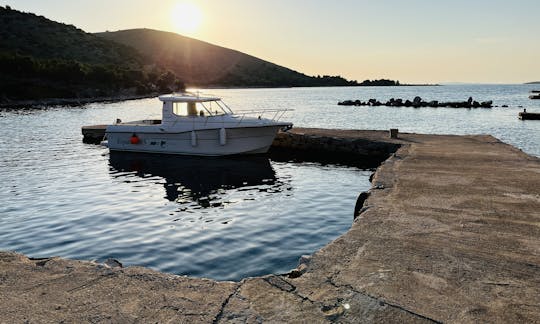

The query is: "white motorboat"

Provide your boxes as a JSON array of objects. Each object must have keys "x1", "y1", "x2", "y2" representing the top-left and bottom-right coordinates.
[{"x1": 102, "y1": 93, "x2": 293, "y2": 156}]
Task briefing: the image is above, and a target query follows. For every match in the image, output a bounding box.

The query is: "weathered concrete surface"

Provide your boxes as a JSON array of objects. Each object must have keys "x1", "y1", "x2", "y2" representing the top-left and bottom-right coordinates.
[{"x1": 2, "y1": 128, "x2": 540, "y2": 323}]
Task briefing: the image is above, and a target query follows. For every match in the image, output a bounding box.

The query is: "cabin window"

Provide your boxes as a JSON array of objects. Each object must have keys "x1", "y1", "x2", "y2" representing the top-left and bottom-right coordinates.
[
  {"x1": 172, "y1": 101, "x2": 225, "y2": 116},
  {"x1": 200, "y1": 101, "x2": 225, "y2": 116},
  {"x1": 173, "y1": 102, "x2": 203, "y2": 116}
]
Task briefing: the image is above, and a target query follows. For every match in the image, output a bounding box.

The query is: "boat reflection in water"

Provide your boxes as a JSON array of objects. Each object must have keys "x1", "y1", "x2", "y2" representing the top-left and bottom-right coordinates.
[{"x1": 108, "y1": 151, "x2": 280, "y2": 208}]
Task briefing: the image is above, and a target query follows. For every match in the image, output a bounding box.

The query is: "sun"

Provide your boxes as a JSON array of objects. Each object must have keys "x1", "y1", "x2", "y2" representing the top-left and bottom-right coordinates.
[{"x1": 171, "y1": 2, "x2": 202, "y2": 35}]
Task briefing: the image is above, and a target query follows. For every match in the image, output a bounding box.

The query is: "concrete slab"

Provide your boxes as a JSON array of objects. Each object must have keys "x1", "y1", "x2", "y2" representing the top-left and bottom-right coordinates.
[{"x1": 2, "y1": 128, "x2": 539, "y2": 322}]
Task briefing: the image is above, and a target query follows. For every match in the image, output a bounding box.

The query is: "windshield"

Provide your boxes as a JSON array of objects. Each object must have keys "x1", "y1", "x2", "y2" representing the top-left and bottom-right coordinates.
[{"x1": 172, "y1": 101, "x2": 227, "y2": 117}]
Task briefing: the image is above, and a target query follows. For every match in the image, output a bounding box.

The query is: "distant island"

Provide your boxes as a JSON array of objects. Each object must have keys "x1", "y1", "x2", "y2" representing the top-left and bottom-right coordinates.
[
  {"x1": 0, "y1": 5, "x2": 431, "y2": 107},
  {"x1": 356, "y1": 79, "x2": 438, "y2": 86},
  {"x1": 525, "y1": 81, "x2": 540, "y2": 84}
]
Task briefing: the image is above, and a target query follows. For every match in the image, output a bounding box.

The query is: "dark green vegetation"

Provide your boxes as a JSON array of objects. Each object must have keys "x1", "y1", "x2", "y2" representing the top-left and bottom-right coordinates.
[
  {"x1": 358, "y1": 79, "x2": 400, "y2": 86},
  {"x1": 0, "y1": 6, "x2": 184, "y2": 103},
  {"x1": 357, "y1": 79, "x2": 438, "y2": 86}
]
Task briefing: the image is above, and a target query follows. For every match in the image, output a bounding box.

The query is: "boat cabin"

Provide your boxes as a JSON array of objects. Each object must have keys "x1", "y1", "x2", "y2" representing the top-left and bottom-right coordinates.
[{"x1": 159, "y1": 93, "x2": 233, "y2": 123}]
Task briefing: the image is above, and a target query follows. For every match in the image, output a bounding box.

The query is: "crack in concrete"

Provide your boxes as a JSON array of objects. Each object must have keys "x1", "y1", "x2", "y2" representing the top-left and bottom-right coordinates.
[
  {"x1": 263, "y1": 275, "x2": 354, "y2": 321},
  {"x1": 326, "y1": 274, "x2": 442, "y2": 323},
  {"x1": 29, "y1": 257, "x2": 53, "y2": 267},
  {"x1": 263, "y1": 276, "x2": 296, "y2": 293},
  {"x1": 262, "y1": 276, "x2": 316, "y2": 305},
  {"x1": 212, "y1": 282, "x2": 242, "y2": 324},
  {"x1": 160, "y1": 305, "x2": 206, "y2": 316},
  {"x1": 66, "y1": 272, "x2": 117, "y2": 293},
  {"x1": 24, "y1": 274, "x2": 71, "y2": 292}
]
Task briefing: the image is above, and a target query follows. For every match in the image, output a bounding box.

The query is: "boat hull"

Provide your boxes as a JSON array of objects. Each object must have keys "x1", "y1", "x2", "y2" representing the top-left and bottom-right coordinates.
[{"x1": 105, "y1": 125, "x2": 285, "y2": 156}]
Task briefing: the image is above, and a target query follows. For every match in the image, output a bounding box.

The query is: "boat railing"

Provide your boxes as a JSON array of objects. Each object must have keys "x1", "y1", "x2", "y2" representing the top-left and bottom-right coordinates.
[{"x1": 233, "y1": 108, "x2": 294, "y2": 122}]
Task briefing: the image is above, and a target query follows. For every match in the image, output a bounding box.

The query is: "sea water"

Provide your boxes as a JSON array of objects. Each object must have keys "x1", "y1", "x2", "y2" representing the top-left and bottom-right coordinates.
[{"x1": 0, "y1": 85, "x2": 538, "y2": 280}]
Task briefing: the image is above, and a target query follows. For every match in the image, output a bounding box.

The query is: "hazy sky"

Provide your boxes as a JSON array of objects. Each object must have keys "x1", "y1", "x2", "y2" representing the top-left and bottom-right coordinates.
[{"x1": 4, "y1": 0, "x2": 540, "y2": 83}]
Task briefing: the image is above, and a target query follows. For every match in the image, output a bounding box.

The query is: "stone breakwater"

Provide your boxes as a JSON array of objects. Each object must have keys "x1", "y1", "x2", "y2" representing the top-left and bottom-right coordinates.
[
  {"x1": 338, "y1": 96, "x2": 494, "y2": 108},
  {"x1": 270, "y1": 129, "x2": 401, "y2": 167},
  {"x1": 2, "y1": 128, "x2": 540, "y2": 323}
]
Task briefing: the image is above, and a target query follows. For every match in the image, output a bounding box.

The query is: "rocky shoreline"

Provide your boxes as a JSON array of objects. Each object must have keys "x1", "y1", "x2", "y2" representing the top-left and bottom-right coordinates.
[{"x1": 339, "y1": 96, "x2": 495, "y2": 108}]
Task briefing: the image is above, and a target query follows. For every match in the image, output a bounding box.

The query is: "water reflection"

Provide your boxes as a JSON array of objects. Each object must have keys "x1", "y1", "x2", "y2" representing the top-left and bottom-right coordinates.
[{"x1": 108, "y1": 152, "x2": 279, "y2": 207}]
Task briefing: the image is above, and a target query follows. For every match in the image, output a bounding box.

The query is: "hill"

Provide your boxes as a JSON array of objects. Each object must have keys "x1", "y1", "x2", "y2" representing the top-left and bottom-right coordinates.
[
  {"x1": 0, "y1": 8, "x2": 140, "y2": 66},
  {"x1": 95, "y1": 28, "x2": 357, "y2": 88},
  {"x1": 0, "y1": 6, "x2": 183, "y2": 103},
  {"x1": 0, "y1": 5, "x2": 358, "y2": 105}
]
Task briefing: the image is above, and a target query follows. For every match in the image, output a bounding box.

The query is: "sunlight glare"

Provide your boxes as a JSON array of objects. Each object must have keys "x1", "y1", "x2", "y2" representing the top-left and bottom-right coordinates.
[{"x1": 171, "y1": 2, "x2": 202, "y2": 35}]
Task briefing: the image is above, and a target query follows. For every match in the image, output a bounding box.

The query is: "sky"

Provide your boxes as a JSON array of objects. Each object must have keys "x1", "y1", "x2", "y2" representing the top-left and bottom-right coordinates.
[{"x1": 3, "y1": 0, "x2": 540, "y2": 84}]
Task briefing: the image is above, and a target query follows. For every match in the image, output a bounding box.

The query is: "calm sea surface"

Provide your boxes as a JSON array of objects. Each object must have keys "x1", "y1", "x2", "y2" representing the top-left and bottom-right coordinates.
[{"x1": 1, "y1": 85, "x2": 539, "y2": 281}]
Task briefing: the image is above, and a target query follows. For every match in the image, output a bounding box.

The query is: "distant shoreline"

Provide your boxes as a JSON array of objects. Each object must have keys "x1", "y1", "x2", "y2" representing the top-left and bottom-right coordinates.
[
  {"x1": 8, "y1": 83, "x2": 540, "y2": 109},
  {"x1": 0, "y1": 93, "x2": 159, "y2": 109},
  {"x1": 197, "y1": 84, "x2": 441, "y2": 90},
  {"x1": 0, "y1": 85, "x2": 443, "y2": 109}
]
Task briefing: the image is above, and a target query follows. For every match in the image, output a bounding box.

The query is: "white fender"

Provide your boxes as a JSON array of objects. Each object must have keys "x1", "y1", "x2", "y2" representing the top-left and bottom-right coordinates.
[
  {"x1": 191, "y1": 130, "x2": 197, "y2": 147},
  {"x1": 219, "y1": 127, "x2": 226, "y2": 146}
]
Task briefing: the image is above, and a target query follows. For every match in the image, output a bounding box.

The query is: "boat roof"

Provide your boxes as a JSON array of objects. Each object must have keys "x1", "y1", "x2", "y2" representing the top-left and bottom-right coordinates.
[{"x1": 159, "y1": 93, "x2": 221, "y2": 103}]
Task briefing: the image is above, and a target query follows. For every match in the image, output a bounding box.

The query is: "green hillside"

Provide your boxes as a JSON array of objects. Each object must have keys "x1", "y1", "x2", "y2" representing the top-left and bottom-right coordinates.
[
  {"x1": 0, "y1": 8, "x2": 139, "y2": 66},
  {"x1": 0, "y1": 6, "x2": 183, "y2": 102},
  {"x1": 96, "y1": 29, "x2": 357, "y2": 88}
]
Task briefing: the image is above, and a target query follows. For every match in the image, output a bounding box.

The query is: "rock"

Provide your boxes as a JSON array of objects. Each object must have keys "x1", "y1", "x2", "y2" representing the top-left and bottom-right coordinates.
[
  {"x1": 338, "y1": 100, "x2": 354, "y2": 106},
  {"x1": 480, "y1": 100, "x2": 493, "y2": 108},
  {"x1": 336, "y1": 97, "x2": 495, "y2": 109},
  {"x1": 502, "y1": 105, "x2": 508, "y2": 107},
  {"x1": 288, "y1": 255, "x2": 312, "y2": 278},
  {"x1": 288, "y1": 263, "x2": 308, "y2": 278},
  {"x1": 354, "y1": 192, "x2": 370, "y2": 217},
  {"x1": 411, "y1": 96, "x2": 423, "y2": 108},
  {"x1": 103, "y1": 258, "x2": 123, "y2": 268},
  {"x1": 298, "y1": 255, "x2": 312, "y2": 266}
]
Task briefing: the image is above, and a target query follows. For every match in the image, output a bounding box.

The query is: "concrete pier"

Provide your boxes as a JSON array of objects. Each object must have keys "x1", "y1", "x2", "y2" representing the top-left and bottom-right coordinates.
[
  {"x1": 3, "y1": 128, "x2": 540, "y2": 323},
  {"x1": 81, "y1": 124, "x2": 107, "y2": 144}
]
